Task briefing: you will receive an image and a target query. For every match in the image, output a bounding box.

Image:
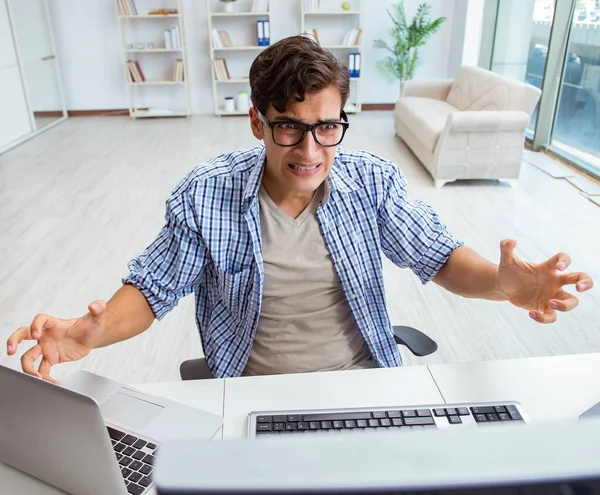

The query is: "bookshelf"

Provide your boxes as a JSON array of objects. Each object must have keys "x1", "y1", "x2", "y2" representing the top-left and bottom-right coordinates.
[
  {"x1": 301, "y1": 0, "x2": 363, "y2": 113},
  {"x1": 115, "y1": 0, "x2": 191, "y2": 118},
  {"x1": 206, "y1": 0, "x2": 270, "y2": 116}
]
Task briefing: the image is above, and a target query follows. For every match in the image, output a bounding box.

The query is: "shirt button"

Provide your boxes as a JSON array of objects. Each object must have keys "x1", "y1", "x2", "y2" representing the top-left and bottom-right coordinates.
[{"x1": 352, "y1": 293, "x2": 358, "y2": 299}]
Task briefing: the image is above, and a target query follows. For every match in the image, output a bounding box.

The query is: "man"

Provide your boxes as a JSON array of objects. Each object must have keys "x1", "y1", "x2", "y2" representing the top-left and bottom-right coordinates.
[{"x1": 6, "y1": 36, "x2": 594, "y2": 382}]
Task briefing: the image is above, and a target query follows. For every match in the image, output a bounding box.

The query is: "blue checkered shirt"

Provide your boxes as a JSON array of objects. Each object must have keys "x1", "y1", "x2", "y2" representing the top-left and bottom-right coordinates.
[{"x1": 123, "y1": 145, "x2": 462, "y2": 377}]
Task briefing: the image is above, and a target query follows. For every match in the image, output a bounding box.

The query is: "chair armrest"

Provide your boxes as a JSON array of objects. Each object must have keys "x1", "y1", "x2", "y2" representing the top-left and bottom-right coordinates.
[
  {"x1": 446, "y1": 110, "x2": 531, "y2": 133},
  {"x1": 402, "y1": 79, "x2": 455, "y2": 100},
  {"x1": 392, "y1": 326, "x2": 438, "y2": 357}
]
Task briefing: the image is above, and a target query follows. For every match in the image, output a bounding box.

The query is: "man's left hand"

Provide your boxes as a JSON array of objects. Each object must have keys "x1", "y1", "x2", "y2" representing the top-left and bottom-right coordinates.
[{"x1": 497, "y1": 239, "x2": 594, "y2": 324}]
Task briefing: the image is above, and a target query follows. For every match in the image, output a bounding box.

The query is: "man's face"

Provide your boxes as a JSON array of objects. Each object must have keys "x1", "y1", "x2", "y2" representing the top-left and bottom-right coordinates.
[{"x1": 250, "y1": 86, "x2": 343, "y2": 200}]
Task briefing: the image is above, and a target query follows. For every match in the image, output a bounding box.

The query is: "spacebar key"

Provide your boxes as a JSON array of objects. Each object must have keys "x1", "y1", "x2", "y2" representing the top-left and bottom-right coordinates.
[{"x1": 302, "y1": 412, "x2": 373, "y2": 421}]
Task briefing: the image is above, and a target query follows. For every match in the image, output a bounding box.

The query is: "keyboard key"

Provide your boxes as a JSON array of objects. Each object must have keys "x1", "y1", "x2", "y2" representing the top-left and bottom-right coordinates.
[
  {"x1": 139, "y1": 464, "x2": 153, "y2": 476},
  {"x1": 287, "y1": 415, "x2": 301, "y2": 422},
  {"x1": 392, "y1": 418, "x2": 404, "y2": 427},
  {"x1": 404, "y1": 417, "x2": 435, "y2": 427},
  {"x1": 416, "y1": 409, "x2": 432, "y2": 417},
  {"x1": 344, "y1": 420, "x2": 356, "y2": 429},
  {"x1": 372, "y1": 411, "x2": 387, "y2": 419},
  {"x1": 129, "y1": 472, "x2": 143, "y2": 483},
  {"x1": 272, "y1": 415, "x2": 286, "y2": 423},
  {"x1": 320, "y1": 421, "x2": 332, "y2": 429},
  {"x1": 139, "y1": 476, "x2": 152, "y2": 487},
  {"x1": 494, "y1": 406, "x2": 507, "y2": 414},
  {"x1": 257, "y1": 423, "x2": 272, "y2": 431},
  {"x1": 114, "y1": 443, "x2": 126, "y2": 453},
  {"x1": 303, "y1": 412, "x2": 372, "y2": 422},
  {"x1": 506, "y1": 405, "x2": 523, "y2": 421},
  {"x1": 107, "y1": 427, "x2": 126, "y2": 441},
  {"x1": 387, "y1": 410, "x2": 402, "y2": 418},
  {"x1": 457, "y1": 408, "x2": 470, "y2": 416},
  {"x1": 471, "y1": 406, "x2": 494, "y2": 415},
  {"x1": 146, "y1": 443, "x2": 157, "y2": 450},
  {"x1": 111, "y1": 439, "x2": 117, "y2": 446},
  {"x1": 116, "y1": 453, "x2": 123, "y2": 461},
  {"x1": 285, "y1": 423, "x2": 297, "y2": 431},
  {"x1": 256, "y1": 416, "x2": 272, "y2": 423},
  {"x1": 474, "y1": 414, "x2": 487, "y2": 423},
  {"x1": 445, "y1": 408, "x2": 457, "y2": 416},
  {"x1": 130, "y1": 460, "x2": 143, "y2": 471},
  {"x1": 448, "y1": 416, "x2": 462, "y2": 425},
  {"x1": 142, "y1": 454, "x2": 156, "y2": 466},
  {"x1": 498, "y1": 413, "x2": 511, "y2": 421},
  {"x1": 356, "y1": 420, "x2": 369, "y2": 428},
  {"x1": 297, "y1": 422, "x2": 309, "y2": 430},
  {"x1": 368, "y1": 419, "x2": 380, "y2": 428},
  {"x1": 121, "y1": 468, "x2": 132, "y2": 479},
  {"x1": 486, "y1": 413, "x2": 499, "y2": 422},
  {"x1": 380, "y1": 419, "x2": 392, "y2": 427},
  {"x1": 127, "y1": 483, "x2": 145, "y2": 495},
  {"x1": 119, "y1": 456, "x2": 133, "y2": 467},
  {"x1": 402, "y1": 410, "x2": 417, "y2": 418},
  {"x1": 332, "y1": 421, "x2": 344, "y2": 429},
  {"x1": 132, "y1": 451, "x2": 146, "y2": 461},
  {"x1": 133, "y1": 439, "x2": 147, "y2": 450},
  {"x1": 123, "y1": 447, "x2": 136, "y2": 457},
  {"x1": 122, "y1": 435, "x2": 138, "y2": 446},
  {"x1": 433, "y1": 408, "x2": 446, "y2": 417},
  {"x1": 274, "y1": 422, "x2": 286, "y2": 431}
]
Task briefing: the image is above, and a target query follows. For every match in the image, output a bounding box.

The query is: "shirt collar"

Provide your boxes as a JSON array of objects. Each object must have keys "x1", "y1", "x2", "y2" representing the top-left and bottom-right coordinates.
[{"x1": 241, "y1": 145, "x2": 361, "y2": 212}]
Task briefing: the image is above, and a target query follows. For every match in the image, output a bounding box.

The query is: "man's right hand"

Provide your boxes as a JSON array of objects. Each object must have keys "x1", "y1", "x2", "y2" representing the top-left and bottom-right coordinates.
[{"x1": 6, "y1": 301, "x2": 108, "y2": 384}]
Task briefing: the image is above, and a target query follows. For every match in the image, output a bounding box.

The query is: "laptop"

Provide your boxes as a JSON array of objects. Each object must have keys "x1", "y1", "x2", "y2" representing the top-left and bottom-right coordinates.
[
  {"x1": 0, "y1": 365, "x2": 222, "y2": 495},
  {"x1": 154, "y1": 415, "x2": 600, "y2": 494}
]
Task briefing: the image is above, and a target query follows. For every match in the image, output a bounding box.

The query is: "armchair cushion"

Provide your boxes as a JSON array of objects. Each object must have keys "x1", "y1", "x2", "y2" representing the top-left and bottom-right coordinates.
[
  {"x1": 447, "y1": 110, "x2": 531, "y2": 133},
  {"x1": 394, "y1": 97, "x2": 456, "y2": 153}
]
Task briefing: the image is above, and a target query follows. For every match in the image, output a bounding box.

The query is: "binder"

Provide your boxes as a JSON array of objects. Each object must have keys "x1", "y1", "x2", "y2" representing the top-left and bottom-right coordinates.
[
  {"x1": 257, "y1": 20, "x2": 265, "y2": 46},
  {"x1": 348, "y1": 53, "x2": 356, "y2": 77},
  {"x1": 263, "y1": 20, "x2": 270, "y2": 45},
  {"x1": 353, "y1": 52, "x2": 361, "y2": 77}
]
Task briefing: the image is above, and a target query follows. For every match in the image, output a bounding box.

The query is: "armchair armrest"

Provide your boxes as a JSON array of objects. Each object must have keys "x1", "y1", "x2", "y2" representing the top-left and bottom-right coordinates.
[
  {"x1": 446, "y1": 110, "x2": 531, "y2": 133},
  {"x1": 402, "y1": 79, "x2": 455, "y2": 100},
  {"x1": 392, "y1": 325, "x2": 438, "y2": 357}
]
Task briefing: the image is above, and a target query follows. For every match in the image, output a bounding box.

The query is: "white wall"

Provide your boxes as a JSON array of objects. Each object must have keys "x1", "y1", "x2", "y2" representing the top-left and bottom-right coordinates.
[{"x1": 48, "y1": 0, "x2": 478, "y2": 113}]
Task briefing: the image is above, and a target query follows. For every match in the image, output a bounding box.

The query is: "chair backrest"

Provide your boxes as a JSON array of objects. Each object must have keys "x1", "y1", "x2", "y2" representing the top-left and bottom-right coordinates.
[{"x1": 445, "y1": 65, "x2": 542, "y2": 115}]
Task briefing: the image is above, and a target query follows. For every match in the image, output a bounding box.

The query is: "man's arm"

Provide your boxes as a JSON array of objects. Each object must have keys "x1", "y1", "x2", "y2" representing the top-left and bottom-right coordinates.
[{"x1": 432, "y1": 246, "x2": 507, "y2": 301}]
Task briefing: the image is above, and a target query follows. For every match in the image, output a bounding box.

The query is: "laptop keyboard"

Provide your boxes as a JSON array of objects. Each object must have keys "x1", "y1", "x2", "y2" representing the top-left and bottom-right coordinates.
[
  {"x1": 107, "y1": 426, "x2": 158, "y2": 495},
  {"x1": 252, "y1": 403, "x2": 525, "y2": 437}
]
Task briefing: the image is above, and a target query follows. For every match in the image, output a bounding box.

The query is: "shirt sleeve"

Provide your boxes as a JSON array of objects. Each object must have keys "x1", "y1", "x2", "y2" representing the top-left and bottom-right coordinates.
[
  {"x1": 122, "y1": 186, "x2": 209, "y2": 320},
  {"x1": 377, "y1": 164, "x2": 463, "y2": 284}
]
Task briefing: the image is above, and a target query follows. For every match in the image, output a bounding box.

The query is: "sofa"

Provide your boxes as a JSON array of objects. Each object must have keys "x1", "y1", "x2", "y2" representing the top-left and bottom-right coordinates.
[{"x1": 394, "y1": 66, "x2": 542, "y2": 188}]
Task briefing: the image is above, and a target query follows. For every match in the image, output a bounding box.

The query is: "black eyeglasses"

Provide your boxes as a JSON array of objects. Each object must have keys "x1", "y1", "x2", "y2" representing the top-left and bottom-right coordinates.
[{"x1": 256, "y1": 109, "x2": 349, "y2": 147}]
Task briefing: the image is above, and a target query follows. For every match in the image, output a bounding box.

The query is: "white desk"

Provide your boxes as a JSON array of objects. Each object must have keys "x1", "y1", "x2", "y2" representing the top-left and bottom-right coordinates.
[
  {"x1": 429, "y1": 353, "x2": 600, "y2": 422},
  {"x1": 222, "y1": 365, "x2": 443, "y2": 439}
]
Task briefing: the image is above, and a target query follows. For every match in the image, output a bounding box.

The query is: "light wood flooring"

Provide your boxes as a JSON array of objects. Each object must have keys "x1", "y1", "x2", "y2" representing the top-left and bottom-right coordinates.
[{"x1": 0, "y1": 112, "x2": 598, "y2": 384}]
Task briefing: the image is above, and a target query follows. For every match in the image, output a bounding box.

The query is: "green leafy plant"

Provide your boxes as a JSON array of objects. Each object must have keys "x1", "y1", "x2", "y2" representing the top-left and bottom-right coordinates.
[{"x1": 373, "y1": 2, "x2": 446, "y2": 90}]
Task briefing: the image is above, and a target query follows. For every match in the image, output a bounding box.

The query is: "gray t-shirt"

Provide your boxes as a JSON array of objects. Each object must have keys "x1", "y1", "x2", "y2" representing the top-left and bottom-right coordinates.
[{"x1": 243, "y1": 185, "x2": 374, "y2": 376}]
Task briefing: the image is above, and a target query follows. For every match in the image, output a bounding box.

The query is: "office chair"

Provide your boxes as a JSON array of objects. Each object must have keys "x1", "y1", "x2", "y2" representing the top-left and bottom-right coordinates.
[{"x1": 180, "y1": 325, "x2": 438, "y2": 381}]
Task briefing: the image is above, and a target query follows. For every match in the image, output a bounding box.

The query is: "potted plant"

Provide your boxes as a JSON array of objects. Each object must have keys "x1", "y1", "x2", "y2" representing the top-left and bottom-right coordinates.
[
  {"x1": 373, "y1": 1, "x2": 446, "y2": 96},
  {"x1": 220, "y1": 0, "x2": 237, "y2": 13}
]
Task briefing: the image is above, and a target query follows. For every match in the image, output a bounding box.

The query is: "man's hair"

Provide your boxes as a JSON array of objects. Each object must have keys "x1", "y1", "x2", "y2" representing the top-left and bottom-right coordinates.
[{"x1": 249, "y1": 35, "x2": 349, "y2": 115}]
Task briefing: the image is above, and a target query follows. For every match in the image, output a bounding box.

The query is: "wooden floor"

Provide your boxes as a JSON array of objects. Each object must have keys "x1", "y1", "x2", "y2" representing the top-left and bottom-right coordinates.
[{"x1": 1, "y1": 112, "x2": 598, "y2": 384}]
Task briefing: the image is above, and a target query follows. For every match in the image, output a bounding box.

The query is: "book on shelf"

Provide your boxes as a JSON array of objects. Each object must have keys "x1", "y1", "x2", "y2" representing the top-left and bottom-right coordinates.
[
  {"x1": 212, "y1": 58, "x2": 231, "y2": 81},
  {"x1": 164, "y1": 26, "x2": 181, "y2": 49},
  {"x1": 257, "y1": 20, "x2": 270, "y2": 46},
  {"x1": 303, "y1": 0, "x2": 320, "y2": 12},
  {"x1": 341, "y1": 28, "x2": 362, "y2": 46},
  {"x1": 251, "y1": 0, "x2": 270, "y2": 12},
  {"x1": 211, "y1": 29, "x2": 233, "y2": 48},
  {"x1": 117, "y1": 0, "x2": 138, "y2": 16},
  {"x1": 172, "y1": 59, "x2": 185, "y2": 82},
  {"x1": 126, "y1": 60, "x2": 146, "y2": 82}
]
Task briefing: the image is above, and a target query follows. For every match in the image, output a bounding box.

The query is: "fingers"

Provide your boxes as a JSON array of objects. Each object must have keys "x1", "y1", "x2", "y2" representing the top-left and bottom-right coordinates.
[
  {"x1": 88, "y1": 300, "x2": 107, "y2": 319},
  {"x1": 21, "y1": 344, "x2": 43, "y2": 379},
  {"x1": 38, "y1": 358, "x2": 60, "y2": 385},
  {"x1": 560, "y1": 272, "x2": 594, "y2": 292},
  {"x1": 547, "y1": 252, "x2": 572, "y2": 271},
  {"x1": 529, "y1": 309, "x2": 557, "y2": 324},
  {"x1": 30, "y1": 314, "x2": 52, "y2": 340},
  {"x1": 499, "y1": 239, "x2": 517, "y2": 267},
  {"x1": 548, "y1": 291, "x2": 579, "y2": 312},
  {"x1": 6, "y1": 326, "x2": 32, "y2": 355}
]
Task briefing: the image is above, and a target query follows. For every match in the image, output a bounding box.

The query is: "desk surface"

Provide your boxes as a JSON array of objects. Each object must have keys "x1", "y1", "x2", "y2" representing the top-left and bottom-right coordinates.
[
  {"x1": 429, "y1": 352, "x2": 600, "y2": 422},
  {"x1": 222, "y1": 365, "x2": 443, "y2": 439}
]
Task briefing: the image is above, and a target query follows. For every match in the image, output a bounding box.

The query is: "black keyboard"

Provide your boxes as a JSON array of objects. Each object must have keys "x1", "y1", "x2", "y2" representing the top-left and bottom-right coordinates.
[
  {"x1": 251, "y1": 403, "x2": 525, "y2": 437},
  {"x1": 107, "y1": 426, "x2": 158, "y2": 495}
]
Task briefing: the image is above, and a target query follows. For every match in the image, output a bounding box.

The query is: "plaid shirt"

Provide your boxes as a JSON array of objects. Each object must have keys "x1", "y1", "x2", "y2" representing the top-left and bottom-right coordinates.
[{"x1": 123, "y1": 145, "x2": 462, "y2": 377}]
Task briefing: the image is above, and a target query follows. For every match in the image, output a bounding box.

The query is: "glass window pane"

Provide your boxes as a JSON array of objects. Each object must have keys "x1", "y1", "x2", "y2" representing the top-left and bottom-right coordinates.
[{"x1": 550, "y1": 0, "x2": 600, "y2": 176}]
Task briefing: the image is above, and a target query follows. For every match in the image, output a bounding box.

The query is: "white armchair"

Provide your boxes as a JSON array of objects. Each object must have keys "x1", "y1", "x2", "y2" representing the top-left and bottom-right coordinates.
[{"x1": 394, "y1": 66, "x2": 542, "y2": 188}]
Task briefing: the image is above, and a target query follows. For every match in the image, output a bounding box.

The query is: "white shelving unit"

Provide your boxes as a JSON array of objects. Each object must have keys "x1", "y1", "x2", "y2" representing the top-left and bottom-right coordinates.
[
  {"x1": 206, "y1": 0, "x2": 270, "y2": 116},
  {"x1": 115, "y1": 0, "x2": 191, "y2": 118},
  {"x1": 301, "y1": 0, "x2": 363, "y2": 113}
]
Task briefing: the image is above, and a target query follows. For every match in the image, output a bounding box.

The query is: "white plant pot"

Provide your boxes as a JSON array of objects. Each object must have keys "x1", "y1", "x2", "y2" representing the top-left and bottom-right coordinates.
[{"x1": 223, "y1": 2, "x2": 234, "y2": 12}]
